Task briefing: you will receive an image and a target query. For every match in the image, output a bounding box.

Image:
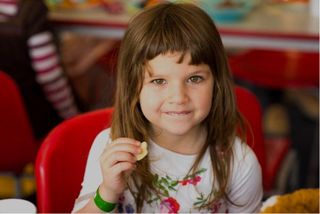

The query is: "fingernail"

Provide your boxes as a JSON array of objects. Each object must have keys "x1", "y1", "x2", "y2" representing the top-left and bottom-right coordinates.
[{"x1": 136, "y1": 147, "x2": 142, "y2": 154}]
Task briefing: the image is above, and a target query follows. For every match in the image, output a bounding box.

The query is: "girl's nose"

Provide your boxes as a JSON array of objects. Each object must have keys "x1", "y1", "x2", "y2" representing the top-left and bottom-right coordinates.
[{"x1": 167, "y1": 83, "x2": 188, "y2": 105}]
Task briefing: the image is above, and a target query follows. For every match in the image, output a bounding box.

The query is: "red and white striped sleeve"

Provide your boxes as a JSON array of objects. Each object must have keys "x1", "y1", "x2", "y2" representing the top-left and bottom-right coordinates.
[
  {"x1": 0, "y1": 0, "x2": 18, "y2": 20},
  {"x1": 28, "y1": 31, "x2": 79, "y2": 119}
]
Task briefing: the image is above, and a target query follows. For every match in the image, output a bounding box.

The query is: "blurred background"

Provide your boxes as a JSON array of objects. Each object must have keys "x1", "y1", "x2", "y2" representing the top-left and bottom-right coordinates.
[{"x1": 0, "y1": 0, "x2": 318, "y2": 210}]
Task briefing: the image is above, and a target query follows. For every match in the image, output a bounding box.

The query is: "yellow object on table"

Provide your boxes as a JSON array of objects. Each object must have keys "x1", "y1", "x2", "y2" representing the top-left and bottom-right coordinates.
[
  {"x1": 260, "y1": 188, "x2": 319, "y2": 213},
  {"x1": 0, "y1": 163, "x2": 36, "y2": 198}
]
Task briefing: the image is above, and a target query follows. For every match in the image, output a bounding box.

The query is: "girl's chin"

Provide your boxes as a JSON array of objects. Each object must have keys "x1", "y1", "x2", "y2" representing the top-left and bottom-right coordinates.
[{"x1": 154, "y1": 125, "x2": 197, "y2": 137}]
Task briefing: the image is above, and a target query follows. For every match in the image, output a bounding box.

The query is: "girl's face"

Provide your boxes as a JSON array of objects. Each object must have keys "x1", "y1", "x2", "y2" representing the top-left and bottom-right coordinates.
[{"x1": 139, "y1": 52, "x2": 213, "y2": 138}]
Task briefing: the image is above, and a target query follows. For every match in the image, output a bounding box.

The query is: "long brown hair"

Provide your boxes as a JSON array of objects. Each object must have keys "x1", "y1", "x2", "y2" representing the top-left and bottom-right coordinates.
[{"x1": 111, "y1": 2, "x2": 245, "y2": 211}]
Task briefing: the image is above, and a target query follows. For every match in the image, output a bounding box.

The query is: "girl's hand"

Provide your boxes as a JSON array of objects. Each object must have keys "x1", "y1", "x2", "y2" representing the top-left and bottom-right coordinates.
[{"x1": 98, "y1": 138, "x2": 141, "y2": 202}]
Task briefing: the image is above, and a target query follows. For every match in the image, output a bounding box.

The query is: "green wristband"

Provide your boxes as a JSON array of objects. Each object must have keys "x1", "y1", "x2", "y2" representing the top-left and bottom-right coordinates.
[{"x1": 94, "y1": 187, "x2": 116, "y2": 212}]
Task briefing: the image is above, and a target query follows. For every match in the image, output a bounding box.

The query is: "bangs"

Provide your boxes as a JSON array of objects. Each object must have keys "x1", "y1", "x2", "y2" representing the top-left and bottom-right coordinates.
[{"x1": 133, "y1": 3, "x2": 216, "y2": 65}]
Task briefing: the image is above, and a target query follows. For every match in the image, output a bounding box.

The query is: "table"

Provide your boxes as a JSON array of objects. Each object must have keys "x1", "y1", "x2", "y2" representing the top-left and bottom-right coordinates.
[
  {"x1": 49, "y1": 2, "x2": 319, "y2": 52},
  {"x1": 0, "y1": 199, "x2": 36, "y2": 212}
]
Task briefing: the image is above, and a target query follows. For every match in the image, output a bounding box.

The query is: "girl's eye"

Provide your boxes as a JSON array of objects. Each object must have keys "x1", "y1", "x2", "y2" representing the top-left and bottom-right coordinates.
[
  {"x1": 188, "y1": 76, "x2": 203, "y2": 83},
  {"x1": 151, "y1": 79, "x2": 166, "y2": 85}
]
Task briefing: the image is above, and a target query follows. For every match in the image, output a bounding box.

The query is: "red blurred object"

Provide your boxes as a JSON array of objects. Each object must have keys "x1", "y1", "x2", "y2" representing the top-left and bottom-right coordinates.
[
  {"x1": 235, "y1": 86, "x2": 291, "y2": 192},
  {"x1": 96, "y1": 40, "x2": 121, "y2": 73},
  {"x1": 35, "y1": 87, "x2": 291, "y2": 212},
  {"x1": 0, "y1": 71, "x2": 38, "y2": 173},
  {"x1": 35, "y1": 108, "x2": 113, "y2": 213},
  {"x1": 235, "y1": 86, "x2": 266, "y2": 177},
  {"x1": 229, "y1": 50, "x2": 319, "y2": 89},
  {"x1": 101, "y1": 1, "x2": 124, "y2": 14}
]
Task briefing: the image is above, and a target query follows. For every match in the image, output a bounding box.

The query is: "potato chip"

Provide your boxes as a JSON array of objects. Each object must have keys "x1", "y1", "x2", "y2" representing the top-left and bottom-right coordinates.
[{"x1": 136, "y1": 141, "x2": 148, "y2": 161}]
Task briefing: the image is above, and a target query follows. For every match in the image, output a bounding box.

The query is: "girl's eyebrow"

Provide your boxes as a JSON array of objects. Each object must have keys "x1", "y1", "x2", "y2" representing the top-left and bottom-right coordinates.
[
  {"x1": 145, "y1": 67, "x2": 211, "y2": 76},
  {"x1": 188, "y1": 68, "x2": 211, "y2": 75}
]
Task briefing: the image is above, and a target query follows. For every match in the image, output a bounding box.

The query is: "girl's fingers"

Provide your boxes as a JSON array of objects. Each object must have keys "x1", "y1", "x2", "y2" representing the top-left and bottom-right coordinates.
[
  {"x1": 104, "y1": 151, "x2": 137, "y2": 168},
  {"x1": 99, "y1": 138, "x2": 142, "y2": 183},
  {"x1": 110, "y1": 161, "x2": 136, "y2": 176},
  {"x1": 100, "y1": 161, "x2": 136, "y2": 195},
  {"x1": 103, "y1": 139, "x2": 142, "y2": 158},
  {"x1": 110, "y1": 137, "x2": 140, "y2": 146},
  {"x1": 105, "y1": 143, "x2": 141, "y2": 156}
]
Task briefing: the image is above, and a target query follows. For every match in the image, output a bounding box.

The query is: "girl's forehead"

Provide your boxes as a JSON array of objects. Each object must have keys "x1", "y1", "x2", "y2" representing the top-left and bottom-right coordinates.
[
  {"x1": 160, "y1": 51, "x2": 186, "y2": 58},
  {"x1": 143, "y1": 52, "x2": 210, "y2": 77},
  {"x1": 145, "y1": 52, "x2": 190, "y2": 68},
  {"x1": 152, "y1": 52, "x2": 189, "y2": 63},
  {"x1": 143, "y1": 52, "x2": 181, "y2": 75}
]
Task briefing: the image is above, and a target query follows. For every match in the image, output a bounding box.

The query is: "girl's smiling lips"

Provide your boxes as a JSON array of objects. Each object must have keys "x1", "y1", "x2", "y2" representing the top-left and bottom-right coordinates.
[{"x1": 163, "y1": 111, "x2": 192, "y2": 116}]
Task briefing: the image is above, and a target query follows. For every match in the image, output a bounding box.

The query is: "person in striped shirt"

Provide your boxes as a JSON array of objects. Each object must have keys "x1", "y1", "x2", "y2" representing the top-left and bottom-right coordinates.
[{"x1": 0, "y1": 0, "x2": 80, "y2": 139}]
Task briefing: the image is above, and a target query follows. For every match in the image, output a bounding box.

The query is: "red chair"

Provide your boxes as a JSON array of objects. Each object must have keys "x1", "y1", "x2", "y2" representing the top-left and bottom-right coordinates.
[
  {"x1": 235, "y1": 86, "x2": 292, "y2": 193},
  {"x1": 0, "y1": 71, "x2": 39, "y2": 196},
  {"x1": 35, "y1": 87, "x2": 291, "y2": 212},
  {"x1": 235, "y1": 86, "x2": 266, "y2": 177},
  {"x1": 35, "y1": 108, "x2": 113, "y2": 213}
]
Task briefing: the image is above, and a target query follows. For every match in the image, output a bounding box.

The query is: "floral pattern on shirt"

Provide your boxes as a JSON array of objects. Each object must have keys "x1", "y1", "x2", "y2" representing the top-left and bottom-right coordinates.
[
  {"x1": 118, "y1": 195, "x2": 135, "y2": 213},
  {"x1": 117, "y1": 168, "x2": 223, "y2": 213},
  {"x1": 160, "y1": 197, "x2": 180, "y2": 213},
  {"x1": 178, "y1": 168, "x2": 206, "y2": 186},
  {"x1": 146, "y1": 168, "x2": 207, "y2": 213},
  {"x1": 193, "y1": 189, "x2": 225, "y2": 213}
]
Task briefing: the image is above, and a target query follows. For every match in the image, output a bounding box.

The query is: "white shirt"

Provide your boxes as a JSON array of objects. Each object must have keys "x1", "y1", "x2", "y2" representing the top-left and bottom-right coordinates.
[{"x1": 73, "y1": 128, "x2": 263, "y2": 213}]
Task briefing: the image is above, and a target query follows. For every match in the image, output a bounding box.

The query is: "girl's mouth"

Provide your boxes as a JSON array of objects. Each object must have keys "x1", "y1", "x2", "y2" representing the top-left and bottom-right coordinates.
[{"x1": 164, "y1": 111, "x2": 191, "y2": 116}]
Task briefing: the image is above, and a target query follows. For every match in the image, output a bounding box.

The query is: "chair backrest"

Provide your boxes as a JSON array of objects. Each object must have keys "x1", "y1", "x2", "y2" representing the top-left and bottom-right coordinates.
[
  {"x1": 235, "y1": 86, "x2": 267, "y2": 188},
  {"x1": 35, "y1": 108, "x2": 113, "y2": 213},
  {"x1": 35, "y1": 87, "x2": 267, "y2": 212},
  {"x1": 0, "y1": 71, "x2": 38, "y2": 173}
]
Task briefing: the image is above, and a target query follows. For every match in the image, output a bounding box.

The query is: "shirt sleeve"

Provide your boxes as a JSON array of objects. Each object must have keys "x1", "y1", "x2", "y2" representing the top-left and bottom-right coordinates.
[
  {"x1": 72, "y1": 129, "x2": 112, "y2": 212},
  {"x1": 20, "y1": 0, "x2": 79, "y2": 119},
  {"x1": 28, "y1": 31, "x2": 79, "y2": 119},
  {"x1": 227, "y1": 139, "x2": 263, "y2": 213}
]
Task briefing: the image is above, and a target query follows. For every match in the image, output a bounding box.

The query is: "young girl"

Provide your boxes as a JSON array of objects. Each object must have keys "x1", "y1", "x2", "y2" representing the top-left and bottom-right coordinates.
[{"x1": 73, "y1": 2, "x2": 263, "y2": 213}]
